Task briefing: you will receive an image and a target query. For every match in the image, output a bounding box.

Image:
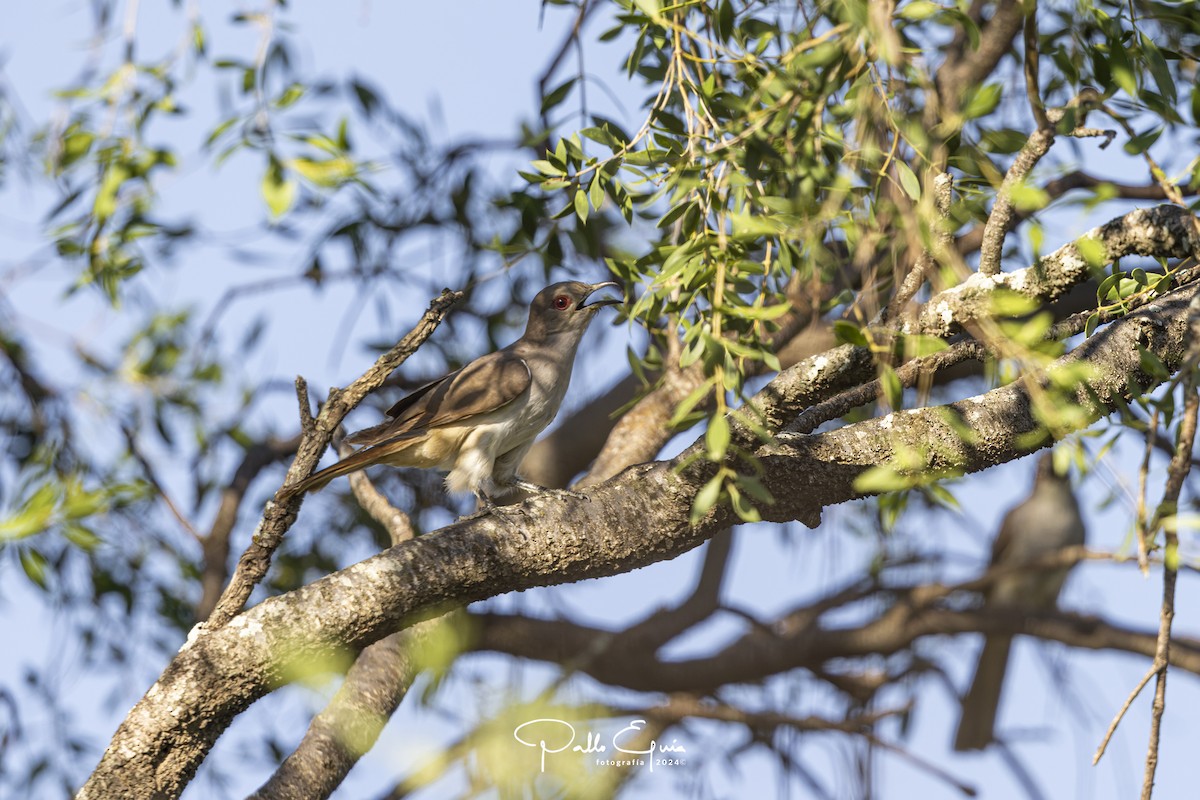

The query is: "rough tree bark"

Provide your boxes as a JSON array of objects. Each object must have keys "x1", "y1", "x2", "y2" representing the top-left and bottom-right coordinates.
[{"x1": 77, "y1": 204, "x2": 1200, "y2": 798}]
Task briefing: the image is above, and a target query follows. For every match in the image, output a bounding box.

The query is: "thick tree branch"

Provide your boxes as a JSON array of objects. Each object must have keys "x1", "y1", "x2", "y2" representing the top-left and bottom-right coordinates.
[
  {"x1": 743, "y1": 205, "x2": 1199, "y2": 451},
  {"x1": 936, "y1": 0, "x2": 1025, "y2": 115},
  {"x1": 252, "y1": 447, "x2": 424, "y2": 800},
  {"x1": 472, "y1": 587, "x2": 1200, "y2": 696},
  {"x1": 914, "y1": 204, "x2": 1200, "y2": 337},
  {"x1": 79, "y1": 252, "x2": 1200, "y2": 797},
  {"x1": 247, "y1": 621, "x2": 437, "y2": 800},
  {"x1": 956, "y1": 171, "x2": 1200, "y2": 255}
]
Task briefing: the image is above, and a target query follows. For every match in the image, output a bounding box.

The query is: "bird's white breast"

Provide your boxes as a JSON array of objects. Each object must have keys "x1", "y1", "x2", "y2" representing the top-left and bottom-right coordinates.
[{"x1": 442, "y1": 352, "x2": 575, "y2": 495}]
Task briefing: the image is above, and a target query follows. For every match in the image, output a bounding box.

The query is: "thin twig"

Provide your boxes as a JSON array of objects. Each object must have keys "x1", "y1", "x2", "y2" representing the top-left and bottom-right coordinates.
[
  {"x1": 120, "y1": 424, "x2": 201, "y2": 541},
  {"x1": 1022, "y1": 0, "x2": 1049, "y2": 129},
  {"x1": 195, "y1": 434, "x2": 300, "y2": 622},
  {"x1": 882, "y1": 172, "x2": 953, "y2": 323},
  {"x1": 1141, "y1": 351, "x2": 1199, "y2": 796},
  {"x1": 1137, "y1": 409, "x2": 1159, "y2": 574},
  {"x1": 977, "y1": 126, "x2": 1054, "y2": 276},
  {"x1": 344, "y1": 441, "x2": 415, "y2": 544},
  {"x1": 1094, "y1": 662, "x2": 1160, "y2": 765},
  {"x1": 204, "y1": 289, "x2": 460, "y2": 629},
  {"x1": 977, "y1": 90, "x2": 1105, "y2": 276},
  {"x1": 295, "y1": 375, "x2": 314, "y2": 432},
  {"x1": 863, "y1": 730, "x2": 977, "y2": 797}
]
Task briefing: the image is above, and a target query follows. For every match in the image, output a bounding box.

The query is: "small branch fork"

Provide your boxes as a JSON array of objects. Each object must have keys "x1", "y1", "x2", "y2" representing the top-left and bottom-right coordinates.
[
  {"x1": 202, "y1": 288, "x2": 461, "y2": 629},
  {"x1": 974, "y1": 2, "x2": 1113, "y2": 277},
  {"x1": 977, "y1": 87, "x2": 1111, "y2": 277},
  {"x1": 1094, "y1": 293, "x2": 1200, "y2": 799}
]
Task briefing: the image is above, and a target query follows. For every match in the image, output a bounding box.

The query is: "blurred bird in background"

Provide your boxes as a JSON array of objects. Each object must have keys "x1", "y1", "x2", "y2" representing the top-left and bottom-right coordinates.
[{"x1": 954, "y1": 452, "x2": 1087, "y2": 751}]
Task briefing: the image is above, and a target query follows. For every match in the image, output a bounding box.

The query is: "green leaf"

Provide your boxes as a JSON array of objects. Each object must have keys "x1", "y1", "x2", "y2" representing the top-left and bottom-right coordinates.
[
  {"x1": 290, "y1": 155, "x2": 358, "y2": 187},
  {"x1": 880, "y1": 365, "x2": 903, "y2": 410},
  {"x1": 63, "y1": 524, "x2": 102, "y2": 551},
  {"x1": 669, "y1": 379, "x2": 715, "y2": 428},
  {"x1": 541, "y1": 78, "x2": 576, "y2": 115},
  {"x1": 691, "y1": 474, "x2": 724, "y2": 525},
  {"x1": 895, "y1": 161, "x2": 921, "y2": 200},
  {"x1": 274, "y1": 83, "x2": 305, "y2": 109},
  {"x1": 580, "y1": 126, "x2": 617, "y2": 147},
  {"x1": 1096, "y1": 272, "x2": 1122, "y2": 303},
  {"x1": 1076, "y1": 237, "x2": 1108, "y2": 269},
  {"x1": 573, "y1": 188, "x2": 589, "y2": 224},
  {"x1": 588, "y1": 176, "x2": 605, "y2": 211},
  {"x1": 897, "y1": 0, "x2": 940, "y2": 20},
  {"x1": 1110, "y1": 44, "x2": 1137, "y2": 96},
  {"x1": 1028, "y1": 221, "x2": 1044, "y2": 255},
  {"x1": 980, "y1": 128, "x2": 1029, "y2": 154},
  {"x1": 1007, "y1": 181, "x2": 1049, "y2": 211},
  {"x1": 962, "y1": 83, "x2": 1003, "y2": 120},
  {"x1": 725, "y1": 302, "x2": 792, "y2": 322},
  {"x1": 737, "y1": 474, "x2": 774, "y2": 505},
  {"x1": 531, "y1": 159, "x2": 565, "y2": 177},
  {"x1": 1123, "y1": 127, "x2": 1163, "y2": 156},
  {"x1": 1137, "y1": 345, "x2": 1170, "y2": 381},
  {"x1": 833, "y1": 320, "x2": 868, "y2": 347},
  {"x1": 706, "y1": 414, "x2": 731, "y2": 461},
  {"x1": 924, "y1": 483, "x2": 960, "y2": 510},
  {"x1": 20, "y1": 549, "x2": 49, "y2": 590},
  {"x1": 633, "y1": 0, "x2": 663, "y2": 17},
  {"x1": 903, "y1": 334, "x2": 948, "y2": 357},
  {"x1": 728, "y1": 211, "x2": 784, "y2": 238},
  {"x1": 261, "y1": 159, "x2": 297, "y2": 220},
  {"x1": 93, "y1": 162, "x2": 130, "y2": 222},
  {"x1": 715, "y1": 0, "x2": 735, "y2": 40},
  {"x1": 989, "y1": 289, "x2": 1039, "y2": 317},
  {"x1": 1142, "y1": 37, "x2": 1176, "y2": 103},
  {"x1": 854, "y1": 465, "x2": 916, "y2": 492},
  {"x1": 0, "y1": 484, "x2": 58, "y2": 541},
  {"x1": 351, "y1": 80, "x2": 381, "y2": 117},
  {"x1": 728, "y1": 484, "x2": 762, "y2": 522},
  {"x1": 62, "y1": 480, "x2": 106, "y2": 519},
  {"x1": 1000, "y1": 311, "x2": 1053, "y2": 347}
]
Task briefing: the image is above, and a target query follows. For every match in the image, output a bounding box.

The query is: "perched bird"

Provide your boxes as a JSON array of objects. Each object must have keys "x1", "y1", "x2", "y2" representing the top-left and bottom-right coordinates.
[
  {"x1": 292, "y1": 280, "x2": 622, "y2": 504},
  {"x1": 953, "y1": 452, "x2": 1086, "y2": 751}
]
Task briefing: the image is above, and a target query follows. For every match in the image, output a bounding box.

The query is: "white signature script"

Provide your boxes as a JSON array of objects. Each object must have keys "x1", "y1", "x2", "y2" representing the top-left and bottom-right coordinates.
[{"x1": 513, "y1": 718, "x2": 686, "y2": 773}]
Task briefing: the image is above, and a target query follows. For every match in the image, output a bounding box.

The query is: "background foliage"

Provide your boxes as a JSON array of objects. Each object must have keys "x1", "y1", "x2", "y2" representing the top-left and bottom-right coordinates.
[{"x1": 2, "y1": 0, "x2": 1200, "y2": 798}]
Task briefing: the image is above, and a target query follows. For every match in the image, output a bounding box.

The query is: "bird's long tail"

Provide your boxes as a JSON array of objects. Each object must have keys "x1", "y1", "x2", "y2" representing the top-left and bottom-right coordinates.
[
  {"x1": 953, "y1": 634, "x2": 1013, "y2": 751},
  {"x1": 286, "y1": 439, "x2": 409, "y2": 496}
]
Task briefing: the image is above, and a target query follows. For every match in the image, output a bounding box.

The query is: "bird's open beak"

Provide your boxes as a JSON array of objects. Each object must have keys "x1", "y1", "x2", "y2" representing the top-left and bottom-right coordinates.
[{"x1": 578, "y1": 281, "x2": 623, "y2": 309}]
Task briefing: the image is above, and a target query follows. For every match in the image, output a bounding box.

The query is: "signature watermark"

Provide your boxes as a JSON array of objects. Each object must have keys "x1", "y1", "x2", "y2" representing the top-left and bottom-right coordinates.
[{"x1": 513, "y1": 718, "x2": 687, "y2": 773}]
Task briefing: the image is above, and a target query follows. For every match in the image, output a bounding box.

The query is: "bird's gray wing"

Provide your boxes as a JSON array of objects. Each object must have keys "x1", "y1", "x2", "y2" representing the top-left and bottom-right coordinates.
[{"x1": 345, "y1": 351, "x2": 531, "y2": 447}]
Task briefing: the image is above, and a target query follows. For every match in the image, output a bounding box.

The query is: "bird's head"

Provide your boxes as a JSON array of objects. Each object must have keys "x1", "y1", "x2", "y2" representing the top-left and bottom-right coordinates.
[{"x1": 524, "y1": 280, "x2": 623, "y2": 340}]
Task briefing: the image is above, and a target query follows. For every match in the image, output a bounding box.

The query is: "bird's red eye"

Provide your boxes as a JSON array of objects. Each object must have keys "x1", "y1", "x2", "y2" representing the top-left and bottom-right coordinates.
[{"x1": 553, "y1": 295, "x2": 572, "y2": 310}]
